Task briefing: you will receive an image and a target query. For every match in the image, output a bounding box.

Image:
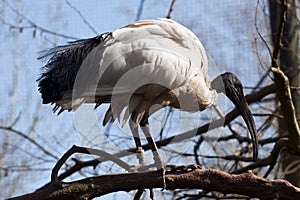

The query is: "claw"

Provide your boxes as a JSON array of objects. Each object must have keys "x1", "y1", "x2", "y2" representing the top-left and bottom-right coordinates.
[{"x1": 136, "y1": 146, "x2": 145, "y2": 165}]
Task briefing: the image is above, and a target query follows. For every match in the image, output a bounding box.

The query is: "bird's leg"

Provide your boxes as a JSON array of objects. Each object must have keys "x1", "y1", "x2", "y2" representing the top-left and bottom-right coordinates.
[
  {"x1": 129, "y1": 115, "x2": 146, "y2": 166},
  {"x1": 140, "y1": 123, "x2": 164, "y2": 169},
  {"x1": 140, "y1": 117, "x2": 166, "y2": 189},
  {"x1": 129, "y1": 114, "x2": 148, "y2": 199}
]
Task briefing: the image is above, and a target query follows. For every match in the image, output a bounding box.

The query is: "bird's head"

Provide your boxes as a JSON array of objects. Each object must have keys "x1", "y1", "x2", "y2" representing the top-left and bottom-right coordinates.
[{"x1": 211, "y1": 72, "x2": 258, "y2": 161}]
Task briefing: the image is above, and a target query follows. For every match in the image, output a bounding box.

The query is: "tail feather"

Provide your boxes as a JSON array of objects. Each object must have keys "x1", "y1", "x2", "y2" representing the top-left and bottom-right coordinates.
[{"x1": 37, "y1": 32, "x2": 111, "y2": 111}]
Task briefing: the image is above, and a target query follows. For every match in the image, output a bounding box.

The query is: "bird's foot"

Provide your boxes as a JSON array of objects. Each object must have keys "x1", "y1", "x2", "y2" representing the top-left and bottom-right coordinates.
[
  {"x1": 152, "y1": 156, "x2": 166, "y2": 190},
  {"x1": 129, "y1": 147, "x2": 147, "y2": 172},
  {"x1": 136, "y1": 146, "x2": 146, "y2": 166}
]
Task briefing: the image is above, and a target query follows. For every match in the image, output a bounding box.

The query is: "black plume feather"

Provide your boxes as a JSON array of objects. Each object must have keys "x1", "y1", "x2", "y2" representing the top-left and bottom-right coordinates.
[{"x1": 37, "y1": 32, "x2": 111, "y2": 104}]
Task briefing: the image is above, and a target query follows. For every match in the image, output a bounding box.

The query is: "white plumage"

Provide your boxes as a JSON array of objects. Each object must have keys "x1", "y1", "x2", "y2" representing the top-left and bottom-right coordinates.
[{"x1": 38, "y1": 18, "x2": 258, "y2": 162}]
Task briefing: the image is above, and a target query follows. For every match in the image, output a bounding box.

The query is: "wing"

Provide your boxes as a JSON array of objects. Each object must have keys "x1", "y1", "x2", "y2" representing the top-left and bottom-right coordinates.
[{"x1": 37, "y1": 19, "x2": 211, "y2": 117}]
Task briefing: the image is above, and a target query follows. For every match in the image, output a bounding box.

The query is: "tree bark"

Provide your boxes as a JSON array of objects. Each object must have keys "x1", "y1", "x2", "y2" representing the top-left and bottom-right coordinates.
[
  {"x1": 8, "y1": 169, "x2": 300, "y2": 200},
  {"x1": 269, "y1": 0, "x2": 300, "y2": 186}
]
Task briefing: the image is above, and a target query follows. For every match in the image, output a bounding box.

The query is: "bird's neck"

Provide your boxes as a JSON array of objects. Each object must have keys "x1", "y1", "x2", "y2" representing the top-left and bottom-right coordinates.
[{"x1": 169, "y1": 81, "x2": 217, "y2": 112}]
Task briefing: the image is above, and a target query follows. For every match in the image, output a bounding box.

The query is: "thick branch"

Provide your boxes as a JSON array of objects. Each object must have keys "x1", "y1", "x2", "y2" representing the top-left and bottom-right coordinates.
[
  {"x1": 270, "y1": 0, "x2": 288, "y2": 68},
  {"x1": 270, "y1": 0, "x2": 300, "y2": 151},
  {"x1": 272, "y1": 68, "x2": 300, "y2": 152},
  {"x1": 9, "y1": 169, "x2": 300, "y2": 200}
]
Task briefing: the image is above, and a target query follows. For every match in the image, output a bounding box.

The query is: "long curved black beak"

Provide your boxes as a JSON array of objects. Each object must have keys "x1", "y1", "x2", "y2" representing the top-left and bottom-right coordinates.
[
  {"x1": 211, "y1": 72, "x2": 258, "y2": 161},
  {"x1": 227, "y1": 89, "x2": 258, "y2": 161}
]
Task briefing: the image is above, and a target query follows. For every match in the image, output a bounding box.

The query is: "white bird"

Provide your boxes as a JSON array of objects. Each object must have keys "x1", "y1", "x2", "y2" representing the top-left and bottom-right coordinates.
[{"x1": 38, "y1": 19, "x2": 258, "y2": 173}]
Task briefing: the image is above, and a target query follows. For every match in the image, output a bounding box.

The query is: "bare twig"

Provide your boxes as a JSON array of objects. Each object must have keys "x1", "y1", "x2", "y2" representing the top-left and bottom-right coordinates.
[
  {"x1": 65, "y1": 0, "x2": 98, "y2": 35},
  {"x1": 2, "y1": 0, "x2": 78, "y2": 40},
  {"x1": 166, "y1": 0, "x2": 176, "y2": 19},
  {"x1": 253, "y1": 112, "x2": 283, "y2": 119},
  {"x1": 135, "y1": 0, "x2": 146, "y2": 21},
  {"x1": 232, "y1": 138, "x2": 288, "y2": 176},
  {"x1": 0, "y1": 125, "x2": 58, "y2": 160},
  {"x1": 204, "y1": 155, "x2": 256, "y2": 162},
  {"x1": 51, "y1": 145, "x2": 132, "y2": 182},
  {"x1": 255, "y1": 0, "x2": 272, "y2": 59}
]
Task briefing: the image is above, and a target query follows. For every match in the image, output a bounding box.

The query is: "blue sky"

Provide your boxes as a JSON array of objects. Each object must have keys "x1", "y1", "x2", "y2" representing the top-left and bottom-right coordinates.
[{"x1": 0, "y1": 1, "x2": 271, "y2": 199}]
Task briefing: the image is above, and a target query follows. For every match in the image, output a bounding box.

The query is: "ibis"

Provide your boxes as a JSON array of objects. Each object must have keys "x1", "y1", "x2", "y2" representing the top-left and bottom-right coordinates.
[{"x1": 38, "y1": 19, "x2": 258, "y2": 176}]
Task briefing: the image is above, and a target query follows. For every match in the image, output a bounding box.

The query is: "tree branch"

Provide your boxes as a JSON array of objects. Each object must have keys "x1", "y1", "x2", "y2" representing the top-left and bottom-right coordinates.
[
  {"x1": 9, "y1": 168, "x2": 300, "y2": 200},
  {"x1": 272, "y1": 67, "x2": 300, "y2": 153},
  {"x1": 51, "y1": 145, "x2": 132, "y2": 182},
  {"x1": 270, "y1": 0, "x2": 300, "y2": 153}
]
